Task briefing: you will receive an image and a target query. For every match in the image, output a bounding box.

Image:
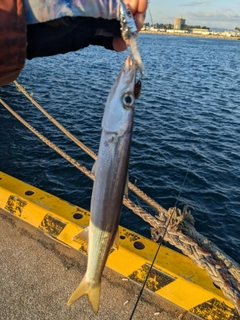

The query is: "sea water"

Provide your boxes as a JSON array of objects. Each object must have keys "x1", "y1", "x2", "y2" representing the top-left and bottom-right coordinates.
[{"x1": 0, "y1": 34, "x2": 239, "y2": 263}]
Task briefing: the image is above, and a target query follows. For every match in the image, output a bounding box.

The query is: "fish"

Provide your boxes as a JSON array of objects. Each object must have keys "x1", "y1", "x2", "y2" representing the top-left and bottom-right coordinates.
[{"x1": 67, "y1": 56, "x2": 141, "y2": 313}]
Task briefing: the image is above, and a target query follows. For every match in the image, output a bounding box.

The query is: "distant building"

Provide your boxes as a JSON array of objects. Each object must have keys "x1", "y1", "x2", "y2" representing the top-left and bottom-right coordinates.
[
  {"x1": 174, "y1": 17, "x2": 186, "y2": 30},
  {"x1": 191, "y1": 28, "x2": 210, "y2": 34}
]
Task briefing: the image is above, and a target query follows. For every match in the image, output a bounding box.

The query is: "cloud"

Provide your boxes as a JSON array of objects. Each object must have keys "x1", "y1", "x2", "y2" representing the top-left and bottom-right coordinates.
[
  {"x1": 190, "y1": 10, "x2": 240, "y2": 21},
  {"x1": 185, "y1": 9, "x2": 240, "y2": 28},
  {"x1": 181, "y1": 1, "x2": 208, "y2": 6}
]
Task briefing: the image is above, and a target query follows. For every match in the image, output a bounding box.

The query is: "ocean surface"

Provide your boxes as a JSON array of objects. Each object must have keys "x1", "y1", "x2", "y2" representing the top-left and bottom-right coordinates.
[{"x1": 0, "y1": 34, "x2": 239, "y2": 264}]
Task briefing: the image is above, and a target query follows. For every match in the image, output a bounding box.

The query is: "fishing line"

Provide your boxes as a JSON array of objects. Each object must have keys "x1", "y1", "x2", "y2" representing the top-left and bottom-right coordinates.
[
  {"x1": 146, "y1": 2, "x2": 166, "y2": 79},
  {"x1": 129, "y1": 4, "x2": 192, "y2": 318},
  {"x1": 129, "y1": 162, "x2": 191, "y2": 320}
]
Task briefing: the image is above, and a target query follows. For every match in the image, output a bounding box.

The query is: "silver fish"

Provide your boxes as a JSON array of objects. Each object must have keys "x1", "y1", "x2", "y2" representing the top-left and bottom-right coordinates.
[{"x1": 67, "y1": 56, "x2": 140, "y2": 313}]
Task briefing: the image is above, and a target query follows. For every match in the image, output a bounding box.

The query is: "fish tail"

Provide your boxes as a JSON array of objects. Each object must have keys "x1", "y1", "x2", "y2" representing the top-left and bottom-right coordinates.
[{"x1": 67, "y1": 275, "x2": 100, "y2": 314}]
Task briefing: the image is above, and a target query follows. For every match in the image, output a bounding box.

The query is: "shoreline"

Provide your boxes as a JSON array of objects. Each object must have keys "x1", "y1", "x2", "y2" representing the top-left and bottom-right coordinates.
[{"x1": 140, "y1": 30, "x2": 240, "y2": 41}]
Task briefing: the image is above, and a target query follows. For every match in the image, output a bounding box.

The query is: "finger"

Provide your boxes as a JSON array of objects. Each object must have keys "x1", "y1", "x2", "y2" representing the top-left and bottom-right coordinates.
[
  {"x1": 135, "y1": 12, "x2": 145, "y2": 31},
  {"x1": 124, "y1": 0, "x2": 148, "y2": 14},
  {"x1": 124, "y1": 0, "x2": 138, "y2": 14},
  {"x1": 113, "y1": 36, "x2": 127, "y2": 52},
  {"x1": 137, "y1": 0, "x2": 148, "y2": 13}
]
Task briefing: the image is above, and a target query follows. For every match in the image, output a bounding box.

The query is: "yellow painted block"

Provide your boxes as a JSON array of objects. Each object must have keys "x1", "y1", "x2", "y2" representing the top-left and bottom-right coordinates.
[
  {"x1": 158, "y1": 278, "x2": 217, "y2": 310},
  {"x1": 0, "y1": 171, "x2": 236, "y2": 319},
  {"x1": 107, "y1": 247, "x2": 147, "y2": 277},
  {"x1": 58, "y1": 223, "x2": 84, "y2": 250}
]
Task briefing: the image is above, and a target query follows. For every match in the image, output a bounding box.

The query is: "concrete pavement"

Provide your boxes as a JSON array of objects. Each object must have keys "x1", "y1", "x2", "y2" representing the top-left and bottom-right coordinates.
[{"x1": 0, "y1": 208, "x2": 198, "y2": 320}]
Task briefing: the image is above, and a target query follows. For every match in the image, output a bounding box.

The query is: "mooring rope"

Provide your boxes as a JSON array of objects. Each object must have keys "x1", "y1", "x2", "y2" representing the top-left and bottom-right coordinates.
[
  {"x1": 13, "y1": 81, "x2": 97, "y2": 161},
  {"x1": 0, "y1": 98, "x2": 93, "y2": 181},
  {"x1": 150, "y1": 207, "x2": 240, "y2": 314},
  {"x1": 13, "y1": 81, "x2": 168, "y2": 217},
  {"x1": 0, "y1": 97, "x2": 158, "y2": 240},
  {"x1": 1, "y1": 90, "x2": 240, "y2": 315}
]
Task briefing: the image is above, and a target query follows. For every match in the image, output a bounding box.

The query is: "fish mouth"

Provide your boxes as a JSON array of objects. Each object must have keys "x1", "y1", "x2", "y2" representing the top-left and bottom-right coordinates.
[
  {"x1": 124, "y1": 56, "x2": 137, "y2": 72},
  {"x1": 107, "y1": 56, "x2": 139, "y2": 105},
  {"x1": 120, "y1": 56, "x2": 137, "y2": 89},
  {"x1": 124, "y1": 56, "x2": 141, "y2": 99}
]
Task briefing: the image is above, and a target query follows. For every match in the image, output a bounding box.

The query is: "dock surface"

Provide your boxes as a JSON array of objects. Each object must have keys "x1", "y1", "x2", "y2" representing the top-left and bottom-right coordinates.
[{"x1": 0, "y1": 208, "x2": 198, "y2": 320}]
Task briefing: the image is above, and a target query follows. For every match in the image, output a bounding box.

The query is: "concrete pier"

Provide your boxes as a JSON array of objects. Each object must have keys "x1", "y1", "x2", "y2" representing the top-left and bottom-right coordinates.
[
  {"x1": 0, "y1": 208, "x2": 197, "y2": 320},
  {"x1": 140, "y1": 30, "x2": 240, "y2": 40}
]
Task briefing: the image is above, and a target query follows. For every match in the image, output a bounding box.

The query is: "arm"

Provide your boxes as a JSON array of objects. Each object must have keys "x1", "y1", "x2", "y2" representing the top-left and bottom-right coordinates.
[
  {"x1": 0, "y1": 0, "x2": 26, "y2": 86},
  {"x1": 0, "y1": 0, "x2": 147, "y2": 86}
]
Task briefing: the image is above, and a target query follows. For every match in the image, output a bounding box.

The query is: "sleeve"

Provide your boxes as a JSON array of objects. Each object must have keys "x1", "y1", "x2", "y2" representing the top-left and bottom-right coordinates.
[
  {"x1": 24, "y1": 0, "x2": 120, "y2": 25},
  {"x1": 26, "y1": 17, "x2": 122, "y2": 59},
  {"x1": 0, "y1": 0, "x2": 27, "y2": 86}
]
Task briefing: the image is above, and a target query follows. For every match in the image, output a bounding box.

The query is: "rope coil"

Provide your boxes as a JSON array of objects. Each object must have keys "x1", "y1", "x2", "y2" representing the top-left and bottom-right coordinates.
[{"x1": 0, "y1": 82, "x2": 239, "y2": 315}]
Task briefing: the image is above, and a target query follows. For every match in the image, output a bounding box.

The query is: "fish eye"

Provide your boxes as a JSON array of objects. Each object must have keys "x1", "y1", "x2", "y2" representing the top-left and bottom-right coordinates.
[{"x1": 122, "y1": 93, "x2": 134, "y2": 108}]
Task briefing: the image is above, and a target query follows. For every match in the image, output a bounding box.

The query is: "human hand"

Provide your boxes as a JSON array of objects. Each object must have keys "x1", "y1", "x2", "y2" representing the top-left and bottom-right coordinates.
[
  {"x1": 26, "y1": 0, "x2": 148, "y2": 59},
  {"x1": 113, "y1": 0, "x2": 148, "y2": 51},
  {"x1": 1, "y1": 0, "x2": 148, "y2": 85}
]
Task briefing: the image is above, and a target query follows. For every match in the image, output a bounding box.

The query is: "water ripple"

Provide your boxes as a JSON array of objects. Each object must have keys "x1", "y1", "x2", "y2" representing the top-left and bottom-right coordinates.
[{"x1": 0, "y1": 35, "x2": 239, "y2": 263}]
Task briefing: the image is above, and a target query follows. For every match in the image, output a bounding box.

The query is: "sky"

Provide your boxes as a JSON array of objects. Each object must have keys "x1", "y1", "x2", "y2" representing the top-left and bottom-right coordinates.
[{"x1": 146, "y1": 0, "x2": 240, "y2": 30}]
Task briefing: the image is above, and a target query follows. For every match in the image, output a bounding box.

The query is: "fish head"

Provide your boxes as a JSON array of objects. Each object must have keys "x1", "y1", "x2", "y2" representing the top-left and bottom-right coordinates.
[{"x1": 102, "y1": 56, "x2": 139, "y2": 136}]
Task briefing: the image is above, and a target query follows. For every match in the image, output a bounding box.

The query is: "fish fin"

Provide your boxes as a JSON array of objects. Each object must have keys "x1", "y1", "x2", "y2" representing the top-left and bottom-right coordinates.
[
  {"x1": 124, "y1": 172, "x2": 129, "y2": 198},
  {"x1": 67, "y1": 275, "x2": 100, "y2": 314},
  {"x1": 72, "y1": 227, "x2": 89, "y2": 243},
  {"x1": 113, "y1": 228, "x2": 119, "y2": 250},
  {"x1": 91, "y1": 160, "x2": 97, "y2": 176}
]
